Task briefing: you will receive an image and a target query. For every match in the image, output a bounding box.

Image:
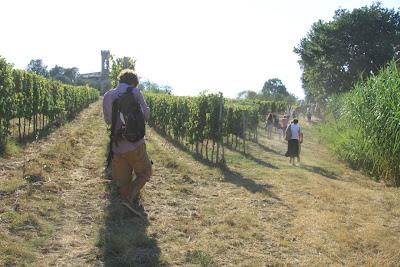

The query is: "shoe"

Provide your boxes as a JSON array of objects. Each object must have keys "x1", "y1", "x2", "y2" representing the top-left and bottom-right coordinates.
[{"x1": 121, "y1": 199, "x2": 145, "y2": 219}]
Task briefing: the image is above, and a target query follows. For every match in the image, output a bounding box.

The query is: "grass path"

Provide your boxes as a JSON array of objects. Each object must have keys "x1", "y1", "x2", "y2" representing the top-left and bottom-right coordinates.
[
  {"x1": 140, "y1": 121, "x2": 400, "y2": 266},
  {"x1": 0, "y1": 101, "x2": 108, "y2": 266},
  {"x1": 1, "y1": 100, "x2": 399, "y2": 266}
]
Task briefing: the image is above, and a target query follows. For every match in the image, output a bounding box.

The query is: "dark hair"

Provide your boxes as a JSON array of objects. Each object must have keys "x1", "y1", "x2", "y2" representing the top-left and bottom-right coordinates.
[
  {"x1": 118, "y1": 69, "x2": 139, "y2": 87},
  {"x1": 293, "y1": 119, "x2": 299, "y2": 124}
]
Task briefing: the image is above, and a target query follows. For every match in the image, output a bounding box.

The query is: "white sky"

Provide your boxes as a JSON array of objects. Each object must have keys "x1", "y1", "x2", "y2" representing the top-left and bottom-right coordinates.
[{"x1": 1, "y1": 0, "x2": 399, "y2": 99}]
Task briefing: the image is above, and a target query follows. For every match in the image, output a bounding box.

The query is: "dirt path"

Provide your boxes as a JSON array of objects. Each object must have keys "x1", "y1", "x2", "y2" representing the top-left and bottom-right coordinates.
[{"x1": 38, "y1": 102, "x2": 108, "y2": 266}]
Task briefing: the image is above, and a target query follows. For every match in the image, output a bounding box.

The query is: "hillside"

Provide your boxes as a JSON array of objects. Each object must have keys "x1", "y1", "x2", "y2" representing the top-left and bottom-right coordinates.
[{"x1": 0, "y1": 100, "x2": 399, "y2": 266}]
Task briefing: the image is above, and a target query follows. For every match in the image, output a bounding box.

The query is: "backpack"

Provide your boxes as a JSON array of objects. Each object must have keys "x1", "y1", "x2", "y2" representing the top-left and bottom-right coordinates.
[{"x1": 111, "y1": 86, "x2": 145, "y2": 145}]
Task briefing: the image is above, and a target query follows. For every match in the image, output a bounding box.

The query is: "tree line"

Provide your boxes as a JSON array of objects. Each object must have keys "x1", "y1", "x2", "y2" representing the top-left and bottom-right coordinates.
[
  {"x1": 27, "y1": 59, "x2": 85, "y2": 86},
  {"x1": 238, "y1": 78, "x2": 298, "y2": 104},
  {"x1": 294, "y1": 3, "x2": 400, "y2": 103}
]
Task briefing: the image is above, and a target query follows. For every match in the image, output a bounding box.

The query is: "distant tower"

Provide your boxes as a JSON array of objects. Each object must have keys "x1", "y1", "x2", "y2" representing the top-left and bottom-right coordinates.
[
  {"x1": 123, "y1": 57, "x2": 129, "y2": 68},
  {"x1": 101, "y1": 50, "x2": 110, "y2": 77}
]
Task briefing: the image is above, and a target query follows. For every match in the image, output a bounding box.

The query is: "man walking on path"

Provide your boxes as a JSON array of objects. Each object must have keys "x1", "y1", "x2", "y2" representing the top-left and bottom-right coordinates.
[
  {"x1": 103, "y1": 69, "x2": 152, "y2": 213},
  {"x1": 285, "y1": 119, "x2": 302, "y2": 166}
]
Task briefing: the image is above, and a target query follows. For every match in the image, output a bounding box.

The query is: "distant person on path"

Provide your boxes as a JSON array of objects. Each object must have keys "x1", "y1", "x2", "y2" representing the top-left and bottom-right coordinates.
[
  {"x1": 266, "y1": 113, "x2": 274, "y2": 139},
  {"x1": 285, "y1": 119, "x2": 302, "y2": 166},
  {"x1": 103, "y1": 69, "x2": 152, "y2": 213},
  {"x1": 292, "y1": 109, "x2": 297, "y2": 119},
  {"x1": 273, "y1": 112, "x2": 280, "y2": 133},
  {"x1": 306, "y1": 107, "x2": 312, "y2": 122},
  {"x1": 281, "y1": 115, "x2": 289, "y2": 139}
]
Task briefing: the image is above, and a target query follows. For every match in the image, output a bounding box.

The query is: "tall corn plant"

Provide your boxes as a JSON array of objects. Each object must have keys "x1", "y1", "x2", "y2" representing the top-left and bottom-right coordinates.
[{"x1": 339, "y1": 60, "x2": 400, "y2": 185}]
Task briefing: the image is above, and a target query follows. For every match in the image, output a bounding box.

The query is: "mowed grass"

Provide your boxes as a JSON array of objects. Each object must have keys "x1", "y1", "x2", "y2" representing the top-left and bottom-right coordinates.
[
  {"x1": 0, "y1": 137, "x2": 79, "y2": 266},
  {"x1": 1, "y1": 102, "x2": 399, "y2": 266},
  {"x1": 0, "y1": 101, "x2": 108, "y2": 266}
]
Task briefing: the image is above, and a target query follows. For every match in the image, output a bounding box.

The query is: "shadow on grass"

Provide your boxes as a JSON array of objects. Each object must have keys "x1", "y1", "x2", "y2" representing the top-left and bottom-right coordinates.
[
  {"x1": 226, "y1": 145, "x2": 279, "y2": 169},
  {"x1": 99, "y1": 169, "x2": 165, "y2": 267},
  {"x1": 254, "y1": 142, "x2": 284, "y2": 157},
  {"x1": 151, "y1": 127, "x2": 224, "y2": 168},
  {"x1": 221, "y1": 165, "x2": 281, "y2": 201},
  {"x1": 1, "y1": 123, "x2": 56, "y2": 158},
  {"x1": 150, "y1": 127, "x2": 282, "y2": 199},
  {"x1": 3, "y1": 114, "x2": 87, "y2": 158},
  {"x1": 16, "y1": 122, "x2": 56, "y2": 145},
  {"x1": 152, "y1": 127, "x2": 279, "y2": 170},
  {"x1": 300, "y1": 164, "x2": 338, "y2": 180}
]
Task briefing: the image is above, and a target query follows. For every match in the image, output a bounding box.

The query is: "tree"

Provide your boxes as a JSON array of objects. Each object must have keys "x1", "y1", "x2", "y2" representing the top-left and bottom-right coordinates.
[
  {"x1": 49, "y1": 65, "x2": 67, "y2": 83},
  {"x1": 139, "y1": 79, "x2": 172, "y2": 94},
  {"x1": 109, "y1": 55, "x2": 136, "y2": 87},
  {"x1": 294, "y1": 3, "x2": 400, "y2": 101},
  {"x1": 261, "y1": 78, "x2": 288, "y2": 97},
  {"x1": 63, "y1": 67, "x2": 79, "y2": 84},
  {"x1": 49, "y1": 65, "x2": 80, "y2": 85},
  {"x1": 237, "y1": 90, "x2": 258, "y2": 99},
  {"x1": 259, "y1": 78, "x2": 297, "y2": 103},
  {"x1": 27, "y1": 59, "x2": 48, "y2": 77}
]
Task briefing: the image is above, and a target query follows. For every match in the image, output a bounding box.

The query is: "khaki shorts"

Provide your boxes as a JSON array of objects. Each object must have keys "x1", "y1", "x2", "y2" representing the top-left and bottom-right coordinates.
[{"x1": 112, "y1": 143, "x2": 153, "y2": 187}]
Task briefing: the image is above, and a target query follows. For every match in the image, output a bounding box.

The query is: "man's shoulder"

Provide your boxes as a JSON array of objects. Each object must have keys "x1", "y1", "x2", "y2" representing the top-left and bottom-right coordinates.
[
  {"x1": 104, "y1": 88, "x2": 115, "y2": 96},
  {"x1": 102, "y1": 89, "x2": 118, "y2": 108},
  {"x1": 104, "y1": 88, "x2": 119, "y2": 99}
]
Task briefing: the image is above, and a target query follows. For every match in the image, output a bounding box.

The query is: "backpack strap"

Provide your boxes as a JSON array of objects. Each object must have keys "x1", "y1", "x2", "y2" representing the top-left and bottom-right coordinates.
[
  {"x1": 124, "y1": 86, "x2": 141, "y2": 113},
  {"x1": 111, "y1": 98, "x2": 120, "y2": 147}
]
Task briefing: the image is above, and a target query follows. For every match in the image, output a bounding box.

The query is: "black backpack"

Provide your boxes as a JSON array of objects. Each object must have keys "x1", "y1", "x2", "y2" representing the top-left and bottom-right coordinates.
[{"x1": 111, "y1": 86, "x2": 145, "y2": 145}]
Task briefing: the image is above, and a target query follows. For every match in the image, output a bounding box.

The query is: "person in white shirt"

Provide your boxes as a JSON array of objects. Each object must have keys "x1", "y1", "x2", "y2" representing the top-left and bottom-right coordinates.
[{"x1": 285, "y1": 119, "x2": 302, "y2": 166}]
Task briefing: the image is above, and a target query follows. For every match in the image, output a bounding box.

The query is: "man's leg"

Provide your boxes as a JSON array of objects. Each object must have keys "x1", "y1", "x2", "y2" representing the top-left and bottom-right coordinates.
[
  {"x1": 129, "y1": 176, "x2": 149, "y2": 202},
  {"x1": 128, "y1": 143, "x2": 153, "y2": 203},
  {"x1": 112, "y1": 153, "x2": 133, "y2": 201}
]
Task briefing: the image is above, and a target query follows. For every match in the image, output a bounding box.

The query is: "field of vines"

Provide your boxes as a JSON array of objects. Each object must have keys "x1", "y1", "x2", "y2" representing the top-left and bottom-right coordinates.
[
  {"x1": 0, "y1": 57, "x2": 99, "y2": 150},
  {"x1": 145, "y1": 92, "x2": 286, "y2": 164}
]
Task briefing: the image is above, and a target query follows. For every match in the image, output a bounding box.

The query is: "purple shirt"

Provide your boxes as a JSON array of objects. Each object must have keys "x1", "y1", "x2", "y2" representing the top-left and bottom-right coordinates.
[{"x1": 103, "y1": 83, "x2": 150, "y2": 154}]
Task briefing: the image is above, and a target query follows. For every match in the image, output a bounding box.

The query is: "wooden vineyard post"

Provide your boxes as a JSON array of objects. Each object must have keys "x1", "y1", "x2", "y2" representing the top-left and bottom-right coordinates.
[
  {"x1": 255, "y1": 120, "x2": 258, "y2": 143},
  {"x1": 216, "y1": 98, "x2": 224, "y2": 164},
  {"x1": 242, "y1": 111, "x2": 246, "y2": 154},
  {"x1": 220, "y1": 100, "x2": 225, "y2": 163}
]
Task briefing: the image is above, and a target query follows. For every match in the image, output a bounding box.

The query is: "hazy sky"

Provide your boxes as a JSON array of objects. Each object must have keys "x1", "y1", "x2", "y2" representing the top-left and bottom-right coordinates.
[{"x1": 1, "y1": 0, "x2": 399, "y2": 99}]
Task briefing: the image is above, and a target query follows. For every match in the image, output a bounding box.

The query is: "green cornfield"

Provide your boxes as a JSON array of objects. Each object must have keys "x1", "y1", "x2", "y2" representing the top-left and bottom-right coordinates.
[{"x1": 320, "y1": 60, "x2": 400, "y2": 185}]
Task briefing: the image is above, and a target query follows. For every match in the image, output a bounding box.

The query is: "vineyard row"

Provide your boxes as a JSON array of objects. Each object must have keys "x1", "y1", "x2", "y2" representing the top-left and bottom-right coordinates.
[
  {"x1": 0, "y1": 57, "x2": 99, "y2": 149},
  {"x1": 145, "y1": 92, "x2": 287, "y2": 164}
]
